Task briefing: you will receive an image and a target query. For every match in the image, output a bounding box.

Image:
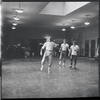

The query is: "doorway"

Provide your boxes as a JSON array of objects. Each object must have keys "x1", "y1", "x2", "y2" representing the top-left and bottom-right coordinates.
[
  {"x1": 91, "y1": 40, "x2": 95, "y2": 57},
  {"x1": 85, "y1": 40, "x2": 89, "y2": 57}
]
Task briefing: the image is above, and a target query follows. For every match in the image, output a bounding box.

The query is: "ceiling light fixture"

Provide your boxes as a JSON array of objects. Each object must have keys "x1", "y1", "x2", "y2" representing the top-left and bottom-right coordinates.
[
  {"x1": 84, "y1": 21, "x2": 90, "y2": 25},
  {"x1": 12, "y1": 26, "x2": 16, "y2": 29},
  {"x1": 12, "y1": 22, "x2": 17, "y2": 26},
  {"x1": 15, "y1": 2, "x2": 24, "y2": 13},
  {"x1": 71, "y1": 25, "x2": 75, "y2": 29},
  {"x1": 15, "y1": 9, "x2": 24, "y2": 13},
  {"x1": 13, "y1": 12, "x2": 20, "y2": 21},
  {"x1": 84, "y1": 15, "x2": 90, "y2": 25},
  {"x1": 62, "y1": 28, "x2": 66, "y2": 31},
  {"x1": 13, "y1": 16, "x2": 20, "y2": 20},
  {"x1": 62, "y1": 23, "x2": 66, "y2": 31},
  {"x1": 70, "y1": 20, "x2": 75, "y2": 29}
]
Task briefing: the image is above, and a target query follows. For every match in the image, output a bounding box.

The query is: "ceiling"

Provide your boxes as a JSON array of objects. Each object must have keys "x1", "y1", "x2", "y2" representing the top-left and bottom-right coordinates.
[{"x1": 2, "y1": 1, "x2": 99, "y2": 33}]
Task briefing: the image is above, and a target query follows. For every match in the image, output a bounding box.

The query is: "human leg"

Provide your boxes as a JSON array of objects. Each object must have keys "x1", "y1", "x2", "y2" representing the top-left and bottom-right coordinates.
[
  {"x1": 73, "y1": 55, "x2": 77, "y2": 69},
  {"x1": 45, "y1": 56, "x2": 48, "y2": 64},
  {"x1": 62, "y1": 51, "x2": 66, "y2": 66},
  {"x1": 48, "y1": 53, "x2": 53, "y2": 73},
  {"x1": 40, "y1": 52, "x2": 46, "y2": 71},
  {"x1": 59, "y1": 52, "x2": 62, "y2": 66},
  {"x1": 69, "y1": 55, "x2": 73, "y2": 68}
]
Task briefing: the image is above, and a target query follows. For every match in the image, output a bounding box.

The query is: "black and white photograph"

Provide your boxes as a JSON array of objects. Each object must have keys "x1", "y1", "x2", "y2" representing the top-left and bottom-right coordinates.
[
  {"x1": 1, "y1": 0, "x2": 99, "y2": 98},
  {"x1": 0, "y1": 0, "x2": 2, "y2": 99}
]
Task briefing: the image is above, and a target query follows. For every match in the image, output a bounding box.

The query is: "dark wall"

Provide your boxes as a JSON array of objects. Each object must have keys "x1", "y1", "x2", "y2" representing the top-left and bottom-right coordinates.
[
  {"x1": 29, "y1": 39, "x2": 45, "y2": 56},
  {"x1": 2, "y1": 26, "x2": 70, "y2": 46}
]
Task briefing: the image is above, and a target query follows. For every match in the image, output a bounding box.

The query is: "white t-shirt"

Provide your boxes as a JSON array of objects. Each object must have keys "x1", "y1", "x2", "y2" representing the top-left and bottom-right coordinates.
[
  {"x1": 70, "y1": 45, "x2": 79, "y2": 55},
  {"x1": 42, "y1": 42, "x2": 57, "y2": 51},
  {"x1": 61, "y1": 43, "x2": 69, "y2": 51}
]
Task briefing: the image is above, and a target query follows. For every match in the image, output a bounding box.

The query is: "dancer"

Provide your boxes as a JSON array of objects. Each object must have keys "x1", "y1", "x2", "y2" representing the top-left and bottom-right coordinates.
[
  {"x1": 40, "y1": 38, "x2": 58, "y2": 73},
  {"x1": 59, "y1": 39, "x2": 69, "y2": 66},
  {"x1": 68, "y1": 40, "x2": 79, "y2": 69}
]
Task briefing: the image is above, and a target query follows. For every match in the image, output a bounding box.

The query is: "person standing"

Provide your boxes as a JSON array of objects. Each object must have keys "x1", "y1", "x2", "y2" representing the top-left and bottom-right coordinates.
[
  {"x1": 24, "y1": 47, "x2": 30, "y2": 59},
  {"x1": 40, "y1": 38, "x2": 58, "y2": 73},
  {"x1": 68, "y1": 40, "x2": 79, "y2": 69},
  {"x1": 59, "y1": 39, "x2": 69, "y2": 66}
]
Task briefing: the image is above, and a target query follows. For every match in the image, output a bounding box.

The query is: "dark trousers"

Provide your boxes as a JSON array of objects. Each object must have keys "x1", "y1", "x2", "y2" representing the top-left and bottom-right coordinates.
[
  {"x1": 70, "y1": 55, "x2": 77, "y2": 66},
  {"x1": 59, "y1": 51, "x2": 67, "y2": 63}
]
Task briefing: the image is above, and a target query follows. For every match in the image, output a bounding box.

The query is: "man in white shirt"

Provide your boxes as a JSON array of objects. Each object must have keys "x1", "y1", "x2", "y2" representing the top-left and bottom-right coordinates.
[
  {"x1": 68, "y1": 40, "x2": 79, "y2": 69},
  {"x1": 59, "y1": 39, "x2": 69, "y2": 66},
  {"x1": 40, "y1": 38, "x2": 58, "y2": 73}
]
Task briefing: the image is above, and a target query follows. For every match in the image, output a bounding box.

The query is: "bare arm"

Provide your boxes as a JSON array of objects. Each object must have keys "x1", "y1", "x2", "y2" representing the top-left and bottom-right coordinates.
[
  {"x1": 68, "y1": 45, "x2": 70, "y2": 52},
  {"x1": 40, "y1": 47, "x2": 43, "y2": 56},
  {"x1": 59, "y1": 44, "x2": 62, "y2": 52},
  {"x1": 75, "y1": 46, "x2": 79, "y2": 52},
  {"x1": 55, "y1": 43, "x2": 59, "y2": 47},
  {"x1": 68, "y1": 47, "x2": 72, "y2": 57},
  {"x1": 40, "y1": 43, "x2": 46, "y2": 56},
  {"x1": 76, "y1": 46, "x2": 80, "y2": 55},
  {"x1": 59, "y1": 47, "x2": 62, "y2": 52}
]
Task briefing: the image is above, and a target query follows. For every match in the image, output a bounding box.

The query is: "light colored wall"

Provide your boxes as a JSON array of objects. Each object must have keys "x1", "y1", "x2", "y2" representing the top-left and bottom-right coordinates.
[
  {"x1": 82, "y1": 24, "x2": 98, "y2": 57},
  {"x1": 68, "y1": 23, "x2": 99, "y2": 57}
]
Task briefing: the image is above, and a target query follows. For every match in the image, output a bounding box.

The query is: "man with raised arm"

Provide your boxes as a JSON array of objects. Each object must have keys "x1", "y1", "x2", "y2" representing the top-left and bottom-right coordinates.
[{"x1": 40, "y1": 38, "x2": 58, "y2": 73}]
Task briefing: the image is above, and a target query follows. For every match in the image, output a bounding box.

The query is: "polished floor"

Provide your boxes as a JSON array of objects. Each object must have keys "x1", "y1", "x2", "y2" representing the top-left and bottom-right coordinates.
[
  {"x1": 0, "y1": 76, "x2": 1, "y2": 100},
  {"x1": 2, "y1": 57, "x2": 99, "y2": 98}
]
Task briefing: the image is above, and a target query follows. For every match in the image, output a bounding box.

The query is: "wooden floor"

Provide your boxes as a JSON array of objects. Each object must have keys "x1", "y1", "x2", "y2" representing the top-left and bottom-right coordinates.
[
  {"x1": 0, "y1": 77, "x2": 1, "y2": 100},
  {"x1": 2, "y1": 57, "x2": 99, "y2": 98}
]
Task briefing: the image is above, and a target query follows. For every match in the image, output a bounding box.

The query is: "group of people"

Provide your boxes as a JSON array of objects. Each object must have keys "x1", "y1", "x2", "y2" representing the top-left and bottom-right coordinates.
[
  {"x1": 3, "y1": 44, "x2": 34, "y2": 59},
  {"x1": 40, "y1": 38, "x2": 79, "y2": 73}
]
